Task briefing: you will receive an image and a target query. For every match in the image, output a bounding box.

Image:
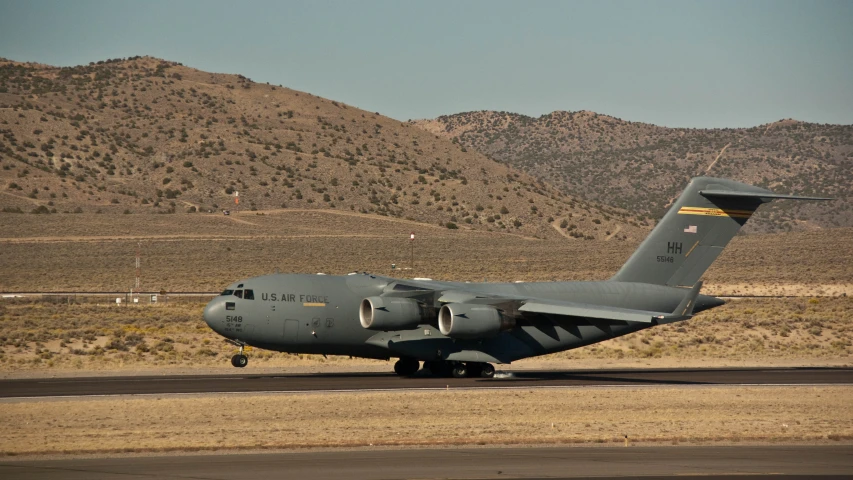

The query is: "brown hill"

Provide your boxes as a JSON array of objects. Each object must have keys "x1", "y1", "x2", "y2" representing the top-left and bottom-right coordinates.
[
  {"x1": 411, "y1": 111, "x2": 853, "y2": 233},
  {"x1": 0, "y1": 57, "x2": 646, "y2": 241}
]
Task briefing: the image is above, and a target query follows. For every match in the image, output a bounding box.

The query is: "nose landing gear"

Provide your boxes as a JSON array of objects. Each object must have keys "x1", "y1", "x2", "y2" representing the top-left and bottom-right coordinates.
[
  {"x1": 227, "y1": 340, "x2": 249, "y2": 368},
  {"x1": 231, "y1": 353, "x2": 248, "y2": 368}
]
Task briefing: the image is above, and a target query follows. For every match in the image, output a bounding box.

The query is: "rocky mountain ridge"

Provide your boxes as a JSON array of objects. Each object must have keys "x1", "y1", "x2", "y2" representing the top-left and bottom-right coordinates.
[{"x1": 411, "y1": 110, "x2": 853, "y2": 233}]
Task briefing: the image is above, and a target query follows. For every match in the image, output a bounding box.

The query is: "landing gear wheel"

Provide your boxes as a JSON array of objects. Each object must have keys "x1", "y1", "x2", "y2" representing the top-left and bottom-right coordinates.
[
  {"x1": 451, "y1": 363, "x2": 468, "y2": 378},
  {"x1": 480, "y1": 363, "x2": 496, "y2": 378},
  {"x1": 425, "y1": 360, "x2": 452, "y2": 377},
  {"x1": 467, "y1": 363, "x2": 483, "y2": 378},
  {"x1": 394, "y1": 358, "x2": 420, "y2": 376},
  {"x1": 231, "y1": 354, "x2": 248, "y2": 368}
]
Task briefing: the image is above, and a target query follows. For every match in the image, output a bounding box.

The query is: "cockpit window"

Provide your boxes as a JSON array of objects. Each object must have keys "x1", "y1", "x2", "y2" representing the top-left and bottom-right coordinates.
[
  {"x1": 220, "y1": 289, "x2": 234, "y2": 296},
  {"x1": 244, "y1": 289, "x2": 255, "y2": 300},
  {"x1": 234, "y1": 290, "x2": 243, "y2": 299}
]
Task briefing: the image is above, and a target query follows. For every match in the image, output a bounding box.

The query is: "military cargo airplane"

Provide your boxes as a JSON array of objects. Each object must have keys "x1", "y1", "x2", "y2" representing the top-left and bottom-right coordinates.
[{"x1": 203, "y1": 177, "x2": 829, "y2": 378}]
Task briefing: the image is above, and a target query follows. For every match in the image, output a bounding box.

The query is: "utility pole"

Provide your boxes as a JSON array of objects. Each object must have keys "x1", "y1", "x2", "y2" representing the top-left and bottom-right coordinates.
[
  {"x1": 410, "y1": 232, "x2": 415, "y2": 275},
  {"x1": 134, "y1": 241, "x2": 141, "y2": 303}
]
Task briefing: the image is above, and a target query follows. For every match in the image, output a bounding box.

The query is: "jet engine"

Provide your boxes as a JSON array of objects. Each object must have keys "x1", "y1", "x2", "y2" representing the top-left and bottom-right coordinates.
[
  {"x1": 359, "y1": 296, "x2": 425, "y2": 331},
  {"x1": 438, "y1": 303, "x2": 513, "y2": 339}
]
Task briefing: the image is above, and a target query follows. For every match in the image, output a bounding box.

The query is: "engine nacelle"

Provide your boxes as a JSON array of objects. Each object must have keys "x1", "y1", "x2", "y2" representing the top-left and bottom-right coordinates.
[
  {"x1": 438, "y1": 303, "x2": 513, "y2": 339},
  {"x1": 359, "y1": 296, "x2": 425, "y2": 331}
]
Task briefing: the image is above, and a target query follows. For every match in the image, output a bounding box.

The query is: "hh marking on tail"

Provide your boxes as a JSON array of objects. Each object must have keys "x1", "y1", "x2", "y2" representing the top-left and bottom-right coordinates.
[{"x1": 667, "y1": 242, "x2": 683, "y2": 254}]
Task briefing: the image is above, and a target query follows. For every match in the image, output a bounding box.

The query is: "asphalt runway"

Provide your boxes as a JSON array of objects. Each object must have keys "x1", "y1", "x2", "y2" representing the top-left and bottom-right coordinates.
[
  {"x1": 1, "y1": 445, "x2": 851, "y2": 479},
  {"x1": 2, "y1": 367, "x2": 851, "y2": 398}
]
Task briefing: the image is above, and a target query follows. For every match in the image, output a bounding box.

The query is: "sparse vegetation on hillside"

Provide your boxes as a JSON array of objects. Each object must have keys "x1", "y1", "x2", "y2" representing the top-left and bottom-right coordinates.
[
  {"x1": 411, "y1": 111, "x2": 853, "y2": 233},
  {"x1": 0, "y1": 57, "x2": 644, "y2": 241}
]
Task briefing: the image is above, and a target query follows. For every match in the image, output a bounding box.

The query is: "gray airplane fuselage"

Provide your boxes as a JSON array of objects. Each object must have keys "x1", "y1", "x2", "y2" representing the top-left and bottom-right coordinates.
[{"x1": 203, "y1": 273, "x2": 723, "y2": 364}]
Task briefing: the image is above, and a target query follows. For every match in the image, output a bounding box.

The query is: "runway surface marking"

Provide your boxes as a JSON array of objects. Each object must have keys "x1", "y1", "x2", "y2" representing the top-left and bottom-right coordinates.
[
  {"x1": 0, "y1": 445, "x2": 850, "y2": 479},
  {"x1": 2, "y1": 367, "x2": 851, "y2": 399},
  {"x1": 4, "y1": 382, "x2": 853, "y2": 401}
]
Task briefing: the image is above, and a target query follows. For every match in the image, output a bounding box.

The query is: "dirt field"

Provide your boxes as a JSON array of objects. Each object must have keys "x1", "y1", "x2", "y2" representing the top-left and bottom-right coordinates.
[
  {"x1": 1, "y1": 212, "x2": 850, "y2": 377},
  {"x1": 0, "y1": 212, "x2": 851, "y2": 294},
  {"x1": 1, "y1": 386, "x2": 850, "y2": 456},
  {"x1": 1, "y1": 296, "x2": 850, "y2": 377}
]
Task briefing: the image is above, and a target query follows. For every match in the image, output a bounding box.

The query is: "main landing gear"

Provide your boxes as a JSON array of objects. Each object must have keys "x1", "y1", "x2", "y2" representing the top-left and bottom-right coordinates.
[
  {"x1": 422, "y1": 360, "x2": 496, "y2": 378},
  {"x1": 229, "y1": 342, "x2": 248, "y2": 368},
  {"x1": 394, "y1": 357, "x2": 420, "y2": 376}
]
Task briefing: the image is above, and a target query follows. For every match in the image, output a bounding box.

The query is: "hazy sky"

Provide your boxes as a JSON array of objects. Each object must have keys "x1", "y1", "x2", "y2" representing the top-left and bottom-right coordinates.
[{"x1": 1, "y1": 0, "x2": 851, "y2": 127}]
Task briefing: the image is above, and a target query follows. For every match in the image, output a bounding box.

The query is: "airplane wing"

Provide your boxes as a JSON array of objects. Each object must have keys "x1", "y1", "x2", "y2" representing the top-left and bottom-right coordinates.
[
  {"x1": 385, "y1": 279, "x2": 704, "y2": 325},
  {"x1": 519, "y1": 301, "x2": 663, "y2": 323},
  {"x1": 363, "y1": 280, "x2": 704, "y2": 360},
  {"x1": 382, "y1": 282, "x2": 524, "y2": 305},
  {"x1": 436, "y1": 289, "x2": 526, "y2": 305},
  {"x1": 520, "y1": 281, "x2": 703, "y2": 324}
]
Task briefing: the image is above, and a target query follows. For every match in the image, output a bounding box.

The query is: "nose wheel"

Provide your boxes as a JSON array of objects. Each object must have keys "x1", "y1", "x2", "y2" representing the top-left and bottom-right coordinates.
[
  {"x1": 231, "y1": 354, "x2": 248, "y2": 368},
  {"x1": 228, "y1": 342, "x2": 249, "y2": 368}
]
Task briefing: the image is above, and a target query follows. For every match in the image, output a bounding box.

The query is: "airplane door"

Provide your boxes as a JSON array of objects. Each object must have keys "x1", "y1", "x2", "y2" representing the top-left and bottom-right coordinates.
[{"x1": 283, "y1": 319, "x2": 298, "y2": 343}]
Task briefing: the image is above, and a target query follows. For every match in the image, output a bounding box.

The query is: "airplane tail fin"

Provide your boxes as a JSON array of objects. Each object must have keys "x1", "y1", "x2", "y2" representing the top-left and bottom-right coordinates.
[{"x1": 611, "y1": 177, "x2": 830, "y2": 286}]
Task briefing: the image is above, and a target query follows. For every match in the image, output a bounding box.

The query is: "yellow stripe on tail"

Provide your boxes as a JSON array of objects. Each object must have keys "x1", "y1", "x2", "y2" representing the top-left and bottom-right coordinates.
[{"x1": 677, "y1": 206, "x2": 753, "y2": 219}]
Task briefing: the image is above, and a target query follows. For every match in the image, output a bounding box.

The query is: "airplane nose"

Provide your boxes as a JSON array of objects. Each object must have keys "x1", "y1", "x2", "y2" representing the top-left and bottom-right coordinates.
[{"x1": 203, "y1": 298, "x2": 223, "y2": 332}]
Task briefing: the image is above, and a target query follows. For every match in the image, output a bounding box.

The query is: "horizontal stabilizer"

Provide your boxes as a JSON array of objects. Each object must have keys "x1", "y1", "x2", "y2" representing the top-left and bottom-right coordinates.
[{"x1": 700, "y1": 190, "x2": 833, "y2": 202}]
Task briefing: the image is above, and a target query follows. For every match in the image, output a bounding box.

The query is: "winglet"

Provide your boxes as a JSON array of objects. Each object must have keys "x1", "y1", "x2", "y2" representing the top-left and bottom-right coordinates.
[{"x1": 655, "y1": 281, "x2": 703, "y2": 323}]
